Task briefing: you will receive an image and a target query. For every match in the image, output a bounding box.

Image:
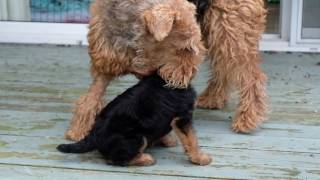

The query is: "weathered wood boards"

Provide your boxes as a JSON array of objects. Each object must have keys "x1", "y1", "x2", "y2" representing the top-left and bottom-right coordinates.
[{"x1": 0, "y1": 44, "x2": 319, "y2": 179}]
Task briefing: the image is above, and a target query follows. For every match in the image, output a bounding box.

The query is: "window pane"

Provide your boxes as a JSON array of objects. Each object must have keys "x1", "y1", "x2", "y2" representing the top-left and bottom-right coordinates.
[
  {"x1": 0, "y1": 0, "x2": 92, "y2": 23},
  {"x1": 265, "y1": 0, "x2": 281, "y2": 34},
  {"x1": 302, "y1": 0, "x2": 320, "y2": 39}
]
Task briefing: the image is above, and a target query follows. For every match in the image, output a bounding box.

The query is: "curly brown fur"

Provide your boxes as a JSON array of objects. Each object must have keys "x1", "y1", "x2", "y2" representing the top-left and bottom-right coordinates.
[
  {"x1": 66, "y1": 0, "x2": 204, "y2": 141},
  {"x1": 196, "y1": 0, "x2": 268, "y2": 133},
  {"x1": 58, "y1": 73, "x2": 211, "y2": 166}
]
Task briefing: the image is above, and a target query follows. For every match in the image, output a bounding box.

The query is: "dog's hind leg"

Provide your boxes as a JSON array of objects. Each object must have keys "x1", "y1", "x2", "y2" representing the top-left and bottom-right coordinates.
[
  {"x1": 196, "y1": 64, "x2": 230, "y2": 110},
  {"x1": 66, "y1": 75, "x2": 112, "y2": 141},
  {"x1": 171, "y1": 116, "x2": 212, "y2": 165},
  {"x1": 231, "y1": 63, "x2": 268, "y2": 133},
  {"x1": 127, "y1": 137, "x2": 156, "y2": 166}
]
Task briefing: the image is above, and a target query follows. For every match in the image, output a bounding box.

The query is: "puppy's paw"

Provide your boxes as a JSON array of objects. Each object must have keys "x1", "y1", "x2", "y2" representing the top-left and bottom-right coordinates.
[
  {"x1": 129, "y1": 153, "x2": 156, "y2": 166},
  {"x1": 141, "y1": 154, "x2": 156, "y2": 166},
  {"x1": 190, "y1": 153, "x2": 212, "y2": 166}
]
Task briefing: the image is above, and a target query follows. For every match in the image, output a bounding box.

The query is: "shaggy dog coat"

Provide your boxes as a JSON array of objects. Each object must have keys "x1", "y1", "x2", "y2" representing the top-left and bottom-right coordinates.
[
  {"x1": 190, "y1": 0, "x2": 268, "y2": 133},
  {"x1": 58, "y1": 73, "x2": 211, "y2": 166}
]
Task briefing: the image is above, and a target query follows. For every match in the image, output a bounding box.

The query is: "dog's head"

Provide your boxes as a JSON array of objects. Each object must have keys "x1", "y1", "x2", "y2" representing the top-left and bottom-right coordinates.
[{"x1": 140, "y1": 1, "x2": 205, "y2": 88}]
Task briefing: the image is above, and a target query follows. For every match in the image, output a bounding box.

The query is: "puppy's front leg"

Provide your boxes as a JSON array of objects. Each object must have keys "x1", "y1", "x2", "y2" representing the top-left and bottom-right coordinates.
[{"x1": 171, "y1": 116, "x2": 212, "y2": 165}]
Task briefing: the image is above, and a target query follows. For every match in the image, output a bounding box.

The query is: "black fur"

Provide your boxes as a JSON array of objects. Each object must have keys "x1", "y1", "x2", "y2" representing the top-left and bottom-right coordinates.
[
  {"x1": 57, "y1": 73, "x2": 196, "y2": 166},
  {"x1": 188, "y1": 0, "x2": 212, "y2": 22}
]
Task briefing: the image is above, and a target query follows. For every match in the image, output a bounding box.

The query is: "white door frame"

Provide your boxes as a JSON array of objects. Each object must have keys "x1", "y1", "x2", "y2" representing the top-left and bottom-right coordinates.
[
  {"x1": 286, "y1": 0, "x2": 320, "y2": 51},
  {"x1": 0, "y1": 0, "x2": 319, "y2": 52},
  {"x1": 0, "y1": 21, "x2": 88, "y2": 45}
]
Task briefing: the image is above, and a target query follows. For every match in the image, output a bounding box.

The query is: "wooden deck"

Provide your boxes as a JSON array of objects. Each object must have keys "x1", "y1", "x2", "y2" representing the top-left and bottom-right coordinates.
[{"x1": 0, "y1": 44, "x2": 319, "y2": 179}]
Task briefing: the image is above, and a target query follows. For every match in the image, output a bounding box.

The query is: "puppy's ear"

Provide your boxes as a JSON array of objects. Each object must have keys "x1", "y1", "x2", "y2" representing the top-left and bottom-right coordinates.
[{"x1": 143, "y1": 5, "x2": 179, "y2": 41}]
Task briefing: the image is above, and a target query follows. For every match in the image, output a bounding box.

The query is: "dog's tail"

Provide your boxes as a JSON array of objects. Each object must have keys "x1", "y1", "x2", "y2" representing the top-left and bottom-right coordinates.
[{"x1": 56, "y1": 136, "x2": 95, "y2": 153}]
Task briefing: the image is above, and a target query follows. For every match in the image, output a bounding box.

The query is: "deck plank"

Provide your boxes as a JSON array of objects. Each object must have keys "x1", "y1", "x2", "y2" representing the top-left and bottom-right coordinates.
[
  {"x1": 0, "y1": 164, "x2": 200, "y2": 180},
  {"x1": 0, "y1": 110, "x2": 320, "y2": 154},
  {"x1": 1, "y1": 110, "x2": 320, "y2": 140},
  {"x1": 0, "y1": 135, "x2": 319, "y2": 179}
]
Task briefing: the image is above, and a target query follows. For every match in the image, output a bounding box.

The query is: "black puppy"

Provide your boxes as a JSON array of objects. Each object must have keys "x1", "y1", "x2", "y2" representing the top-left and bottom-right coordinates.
[{"x1": 57, "y1": 73, "x2": 211, "y2": 166}]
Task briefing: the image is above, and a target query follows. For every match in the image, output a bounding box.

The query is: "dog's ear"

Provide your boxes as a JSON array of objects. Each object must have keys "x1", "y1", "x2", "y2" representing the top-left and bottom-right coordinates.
[{"x1": 143, "y1": 5, "x2": 179, "y2": 41}]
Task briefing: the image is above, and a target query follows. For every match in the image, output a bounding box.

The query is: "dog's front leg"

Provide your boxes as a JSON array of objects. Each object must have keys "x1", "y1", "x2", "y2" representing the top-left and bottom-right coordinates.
[
  {"x1": 66, "y1": 75, "x2": 112, "y2": 141},
  {"x1": 171, "y1": 116, "x2": 212, "y2": 165}
]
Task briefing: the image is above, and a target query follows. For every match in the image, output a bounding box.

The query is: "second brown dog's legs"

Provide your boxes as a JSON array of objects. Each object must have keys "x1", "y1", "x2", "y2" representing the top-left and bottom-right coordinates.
[
  {"x1": 66, "y1": 75, "x2": 112, "y2": 141},
  {"x1": 198, "y1": 0, "x2": 267, "y2": 133},
  {"x1": 171, "y1": 116, "x2": 212, "y2": 165}
]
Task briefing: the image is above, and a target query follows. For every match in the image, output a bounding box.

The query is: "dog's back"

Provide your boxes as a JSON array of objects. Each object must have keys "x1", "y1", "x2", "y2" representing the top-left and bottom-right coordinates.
[{"x1": 90, "y1": 0, "x2": 168, "y2": 48}]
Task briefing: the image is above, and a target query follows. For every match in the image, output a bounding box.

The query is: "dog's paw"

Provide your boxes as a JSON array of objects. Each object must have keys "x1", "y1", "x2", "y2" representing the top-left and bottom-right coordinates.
[
  {"x1": 66, "y1": 95, "x2": 105, "y2": 141},
  {"x1": 231, "y1": 115, "x2": 259, "y2": 134},
  {"x1": 141, "y1": 154, "x2": 156, "y2": 166},
  {"x1": 129, "y1": 153, "x2": 156, "y2": 166},
  {"x1": 190, "y1": 153, "x2": 212, "y2": 166},
  {"x1": 196, "y1": 94, "x2": 226, "y2": 110}
]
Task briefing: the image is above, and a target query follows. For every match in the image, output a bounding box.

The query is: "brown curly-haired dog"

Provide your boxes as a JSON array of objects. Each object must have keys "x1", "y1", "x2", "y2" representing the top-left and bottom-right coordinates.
[
  {"x1": 66, "y1": 0, "x2": 204, "y2": 141},
  {"x1": 193, "y1": 0, "x2": 268, "y2": 133}
]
